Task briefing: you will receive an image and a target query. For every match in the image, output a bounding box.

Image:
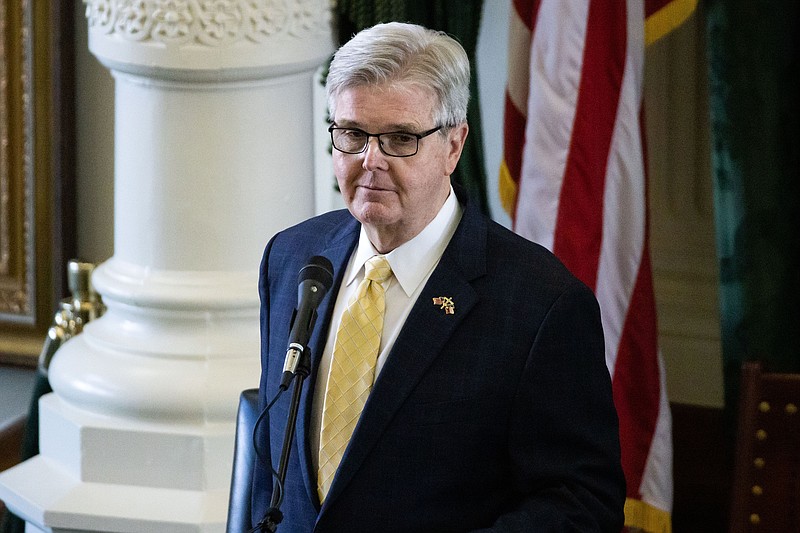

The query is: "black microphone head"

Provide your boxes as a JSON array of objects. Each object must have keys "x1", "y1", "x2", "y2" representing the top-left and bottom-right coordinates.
[{"x1": 298, "y1": 256, "x2": 334, "y2": 291}]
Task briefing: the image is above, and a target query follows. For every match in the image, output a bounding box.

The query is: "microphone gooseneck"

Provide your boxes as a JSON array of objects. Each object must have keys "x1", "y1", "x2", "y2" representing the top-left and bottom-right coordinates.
[{"x1": 254, "y1": 256, "x2": 334, "y2": 532}]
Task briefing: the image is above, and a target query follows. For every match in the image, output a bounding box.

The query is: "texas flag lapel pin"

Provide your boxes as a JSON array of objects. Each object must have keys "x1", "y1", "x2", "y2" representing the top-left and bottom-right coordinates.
[{"x1": 432, "y1": 296, "x2": 455, "y2": 315}]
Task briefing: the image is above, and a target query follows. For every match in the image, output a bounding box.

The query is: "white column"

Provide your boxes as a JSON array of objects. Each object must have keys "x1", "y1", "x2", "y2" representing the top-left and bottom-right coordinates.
[{"x1": 0, "y1": 1, "x2": 334, "y2": 531}]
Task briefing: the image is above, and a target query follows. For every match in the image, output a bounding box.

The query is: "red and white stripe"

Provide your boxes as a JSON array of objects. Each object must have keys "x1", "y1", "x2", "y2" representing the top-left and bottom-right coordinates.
[{"x1": 501, "y1": 0, "x2": 684, "y2": 529}]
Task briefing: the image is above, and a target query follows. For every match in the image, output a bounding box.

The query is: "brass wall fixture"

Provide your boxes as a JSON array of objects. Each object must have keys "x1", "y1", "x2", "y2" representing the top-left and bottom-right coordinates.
[{"x1": 37, "y1": 260, "x2": 105, "y2": 375}]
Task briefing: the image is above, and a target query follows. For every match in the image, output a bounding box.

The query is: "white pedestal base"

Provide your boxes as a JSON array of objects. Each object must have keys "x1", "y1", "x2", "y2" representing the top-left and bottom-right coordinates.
[{"x1": 0, "y1": 394, "x2": 233, "y2": 532}]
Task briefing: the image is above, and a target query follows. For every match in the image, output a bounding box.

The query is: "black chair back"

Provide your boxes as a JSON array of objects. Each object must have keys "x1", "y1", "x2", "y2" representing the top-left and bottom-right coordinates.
[
  {"x1": 227, "y1": 388, "x2": 259, "y2": 533},
  {"x1": 729, "y1": 361, "x2": 800, "y2": 532}
]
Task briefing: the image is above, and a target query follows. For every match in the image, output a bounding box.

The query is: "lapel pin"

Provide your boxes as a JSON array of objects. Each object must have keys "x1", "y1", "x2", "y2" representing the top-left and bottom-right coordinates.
[{"x1": 432, "y1": 296, "x2": 455, "y2": 315}]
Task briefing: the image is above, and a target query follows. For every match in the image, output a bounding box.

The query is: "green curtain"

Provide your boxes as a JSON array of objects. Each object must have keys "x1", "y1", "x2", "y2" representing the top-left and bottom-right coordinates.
[
  {"x1": 333, "y1": 0, "x2": 489, "y2": 215},
  {"x1": 706, "y1": 0, "x2": 800, "y2": 426}
]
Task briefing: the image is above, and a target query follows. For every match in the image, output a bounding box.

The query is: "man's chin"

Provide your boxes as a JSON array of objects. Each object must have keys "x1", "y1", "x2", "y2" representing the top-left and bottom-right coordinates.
[{"x1": 350, "y1": 202, "x2": 398, "y2": 227}]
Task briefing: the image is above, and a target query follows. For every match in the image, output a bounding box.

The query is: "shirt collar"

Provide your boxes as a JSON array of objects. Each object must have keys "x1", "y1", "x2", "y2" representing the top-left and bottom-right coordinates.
[{"x1": 347, "y1": 186, "x2": 462, "y2": 296}]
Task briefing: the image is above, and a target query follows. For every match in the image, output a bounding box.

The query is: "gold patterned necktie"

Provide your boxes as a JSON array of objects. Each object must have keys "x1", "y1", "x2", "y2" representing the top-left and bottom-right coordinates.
[{"x1": 317, "y1": 254, "x2": 393, "y2": 502}]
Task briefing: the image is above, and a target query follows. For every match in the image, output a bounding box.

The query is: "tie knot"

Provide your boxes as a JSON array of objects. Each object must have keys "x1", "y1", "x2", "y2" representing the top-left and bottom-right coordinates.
[{"x1": 364, "y1": 255, "x2": 392, "y2": 284}]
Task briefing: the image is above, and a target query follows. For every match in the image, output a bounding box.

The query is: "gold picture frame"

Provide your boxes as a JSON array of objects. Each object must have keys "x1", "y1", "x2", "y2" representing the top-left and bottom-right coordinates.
[{"x1": 0, "y1": 2, "x2": 74, "y2": 365}]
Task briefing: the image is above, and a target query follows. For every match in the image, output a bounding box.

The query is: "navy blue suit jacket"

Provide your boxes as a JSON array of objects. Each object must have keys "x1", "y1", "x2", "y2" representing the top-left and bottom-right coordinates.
[{"x1": 251, "y1": 194, "x2": 625, "y2": 532}]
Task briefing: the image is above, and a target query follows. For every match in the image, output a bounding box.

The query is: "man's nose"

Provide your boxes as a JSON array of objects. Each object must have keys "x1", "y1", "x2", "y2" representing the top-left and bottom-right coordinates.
[{"x1": 362, "y1": 136, "x2": 387, "y2": 170}]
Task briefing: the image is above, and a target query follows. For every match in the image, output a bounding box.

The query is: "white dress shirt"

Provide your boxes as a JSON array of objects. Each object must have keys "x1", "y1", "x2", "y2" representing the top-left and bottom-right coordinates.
[{"x1": 309, "y1": 186, "x2": 463, "y2": 473}]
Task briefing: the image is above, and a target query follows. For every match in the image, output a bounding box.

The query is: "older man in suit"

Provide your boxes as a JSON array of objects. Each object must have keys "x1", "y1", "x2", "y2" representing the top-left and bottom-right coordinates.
[{"x1": 250, "y1": 22, "x2": 625, "y2": 532}]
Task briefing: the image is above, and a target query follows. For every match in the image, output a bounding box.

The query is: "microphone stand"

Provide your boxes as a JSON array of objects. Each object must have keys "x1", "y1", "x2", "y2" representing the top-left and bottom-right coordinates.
[{"x1": 257, "y1": 346, "x2": 311, "y2": 532}]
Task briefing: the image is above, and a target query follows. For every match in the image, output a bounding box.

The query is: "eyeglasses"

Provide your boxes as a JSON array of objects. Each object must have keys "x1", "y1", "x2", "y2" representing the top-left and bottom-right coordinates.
[{"x1": 328, "y1": 124, "x2": 443, "y2": 158}]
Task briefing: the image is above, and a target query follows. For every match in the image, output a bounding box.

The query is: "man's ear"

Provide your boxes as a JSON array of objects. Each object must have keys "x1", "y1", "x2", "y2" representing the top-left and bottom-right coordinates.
[{"x1": 445, "y1": 122, "x2": 469, "y2": 175}]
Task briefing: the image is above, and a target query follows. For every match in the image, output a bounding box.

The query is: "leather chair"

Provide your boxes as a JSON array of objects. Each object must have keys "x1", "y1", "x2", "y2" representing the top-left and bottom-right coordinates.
[
  {"x1": 0, "y1": 415, "x2": 26, "y2": 523},
  {"x1": 729, "y1": 361, "x2": 800, "y2": 532},
  {"x1": 227, "y1": 388, "x2": 259, "y2": 533}
]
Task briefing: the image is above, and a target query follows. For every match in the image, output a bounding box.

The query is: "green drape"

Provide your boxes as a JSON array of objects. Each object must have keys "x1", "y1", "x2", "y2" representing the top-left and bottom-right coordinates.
[
  {"x1": 333, "y1": 0, "x2": 489, "y2": 215},
  {"x1": 706, "y1": 0, "x2": 800, "y2": 425}
]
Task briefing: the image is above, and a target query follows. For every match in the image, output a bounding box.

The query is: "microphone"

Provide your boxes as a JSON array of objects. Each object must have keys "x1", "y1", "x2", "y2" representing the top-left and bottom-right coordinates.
[{"x1": 280, "y1": 256, "x2": 334, "y2": 389}]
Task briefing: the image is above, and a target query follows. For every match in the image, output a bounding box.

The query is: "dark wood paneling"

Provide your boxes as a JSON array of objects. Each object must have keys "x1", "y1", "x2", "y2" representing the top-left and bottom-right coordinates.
[{"x1": 672, "y1": 402, "x2": 733, "y2": 533}]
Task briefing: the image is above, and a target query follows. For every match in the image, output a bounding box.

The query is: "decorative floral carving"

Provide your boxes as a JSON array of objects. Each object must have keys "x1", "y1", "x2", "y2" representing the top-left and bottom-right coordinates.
[
  {"x1": 117, "y1": 1, "x2": 156, "y2": 41},
  {"x1": 83, "y1": 0, "x2": 331, "y2": 46},
  {"x1": 245, "y1": 0, "x2": 288, "y2": 41},
  {"x1": 194, "y1": 1, "x2": 241, "y2": 45},
  {"x1": 150, "y1": 0, "x2": 193, "y2": 42}
]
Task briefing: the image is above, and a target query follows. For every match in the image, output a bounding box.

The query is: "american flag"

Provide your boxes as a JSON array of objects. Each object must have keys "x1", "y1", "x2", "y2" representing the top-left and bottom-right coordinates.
[{"x1": 500, "y1": 1, "x2": 697, "y2": 530}]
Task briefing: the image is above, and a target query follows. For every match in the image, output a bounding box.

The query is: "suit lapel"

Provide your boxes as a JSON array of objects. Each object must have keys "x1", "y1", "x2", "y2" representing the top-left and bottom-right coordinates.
[
  {"x1": 321, "y1": 198, "x2": 488, "y2": 509},
  {"x1": 293, "y1": 215, "x2": 359, "y2": 510}
]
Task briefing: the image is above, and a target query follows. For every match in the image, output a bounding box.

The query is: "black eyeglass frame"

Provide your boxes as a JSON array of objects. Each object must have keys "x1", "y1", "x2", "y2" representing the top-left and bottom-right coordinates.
[{"x1": 328, "y1": 124, "x2": 444, "y2": 158}]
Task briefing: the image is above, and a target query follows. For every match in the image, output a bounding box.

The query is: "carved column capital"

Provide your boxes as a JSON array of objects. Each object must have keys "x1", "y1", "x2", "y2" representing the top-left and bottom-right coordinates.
[{"x1": 84, "y1": 0, "x2": 335, "y2": 80}]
